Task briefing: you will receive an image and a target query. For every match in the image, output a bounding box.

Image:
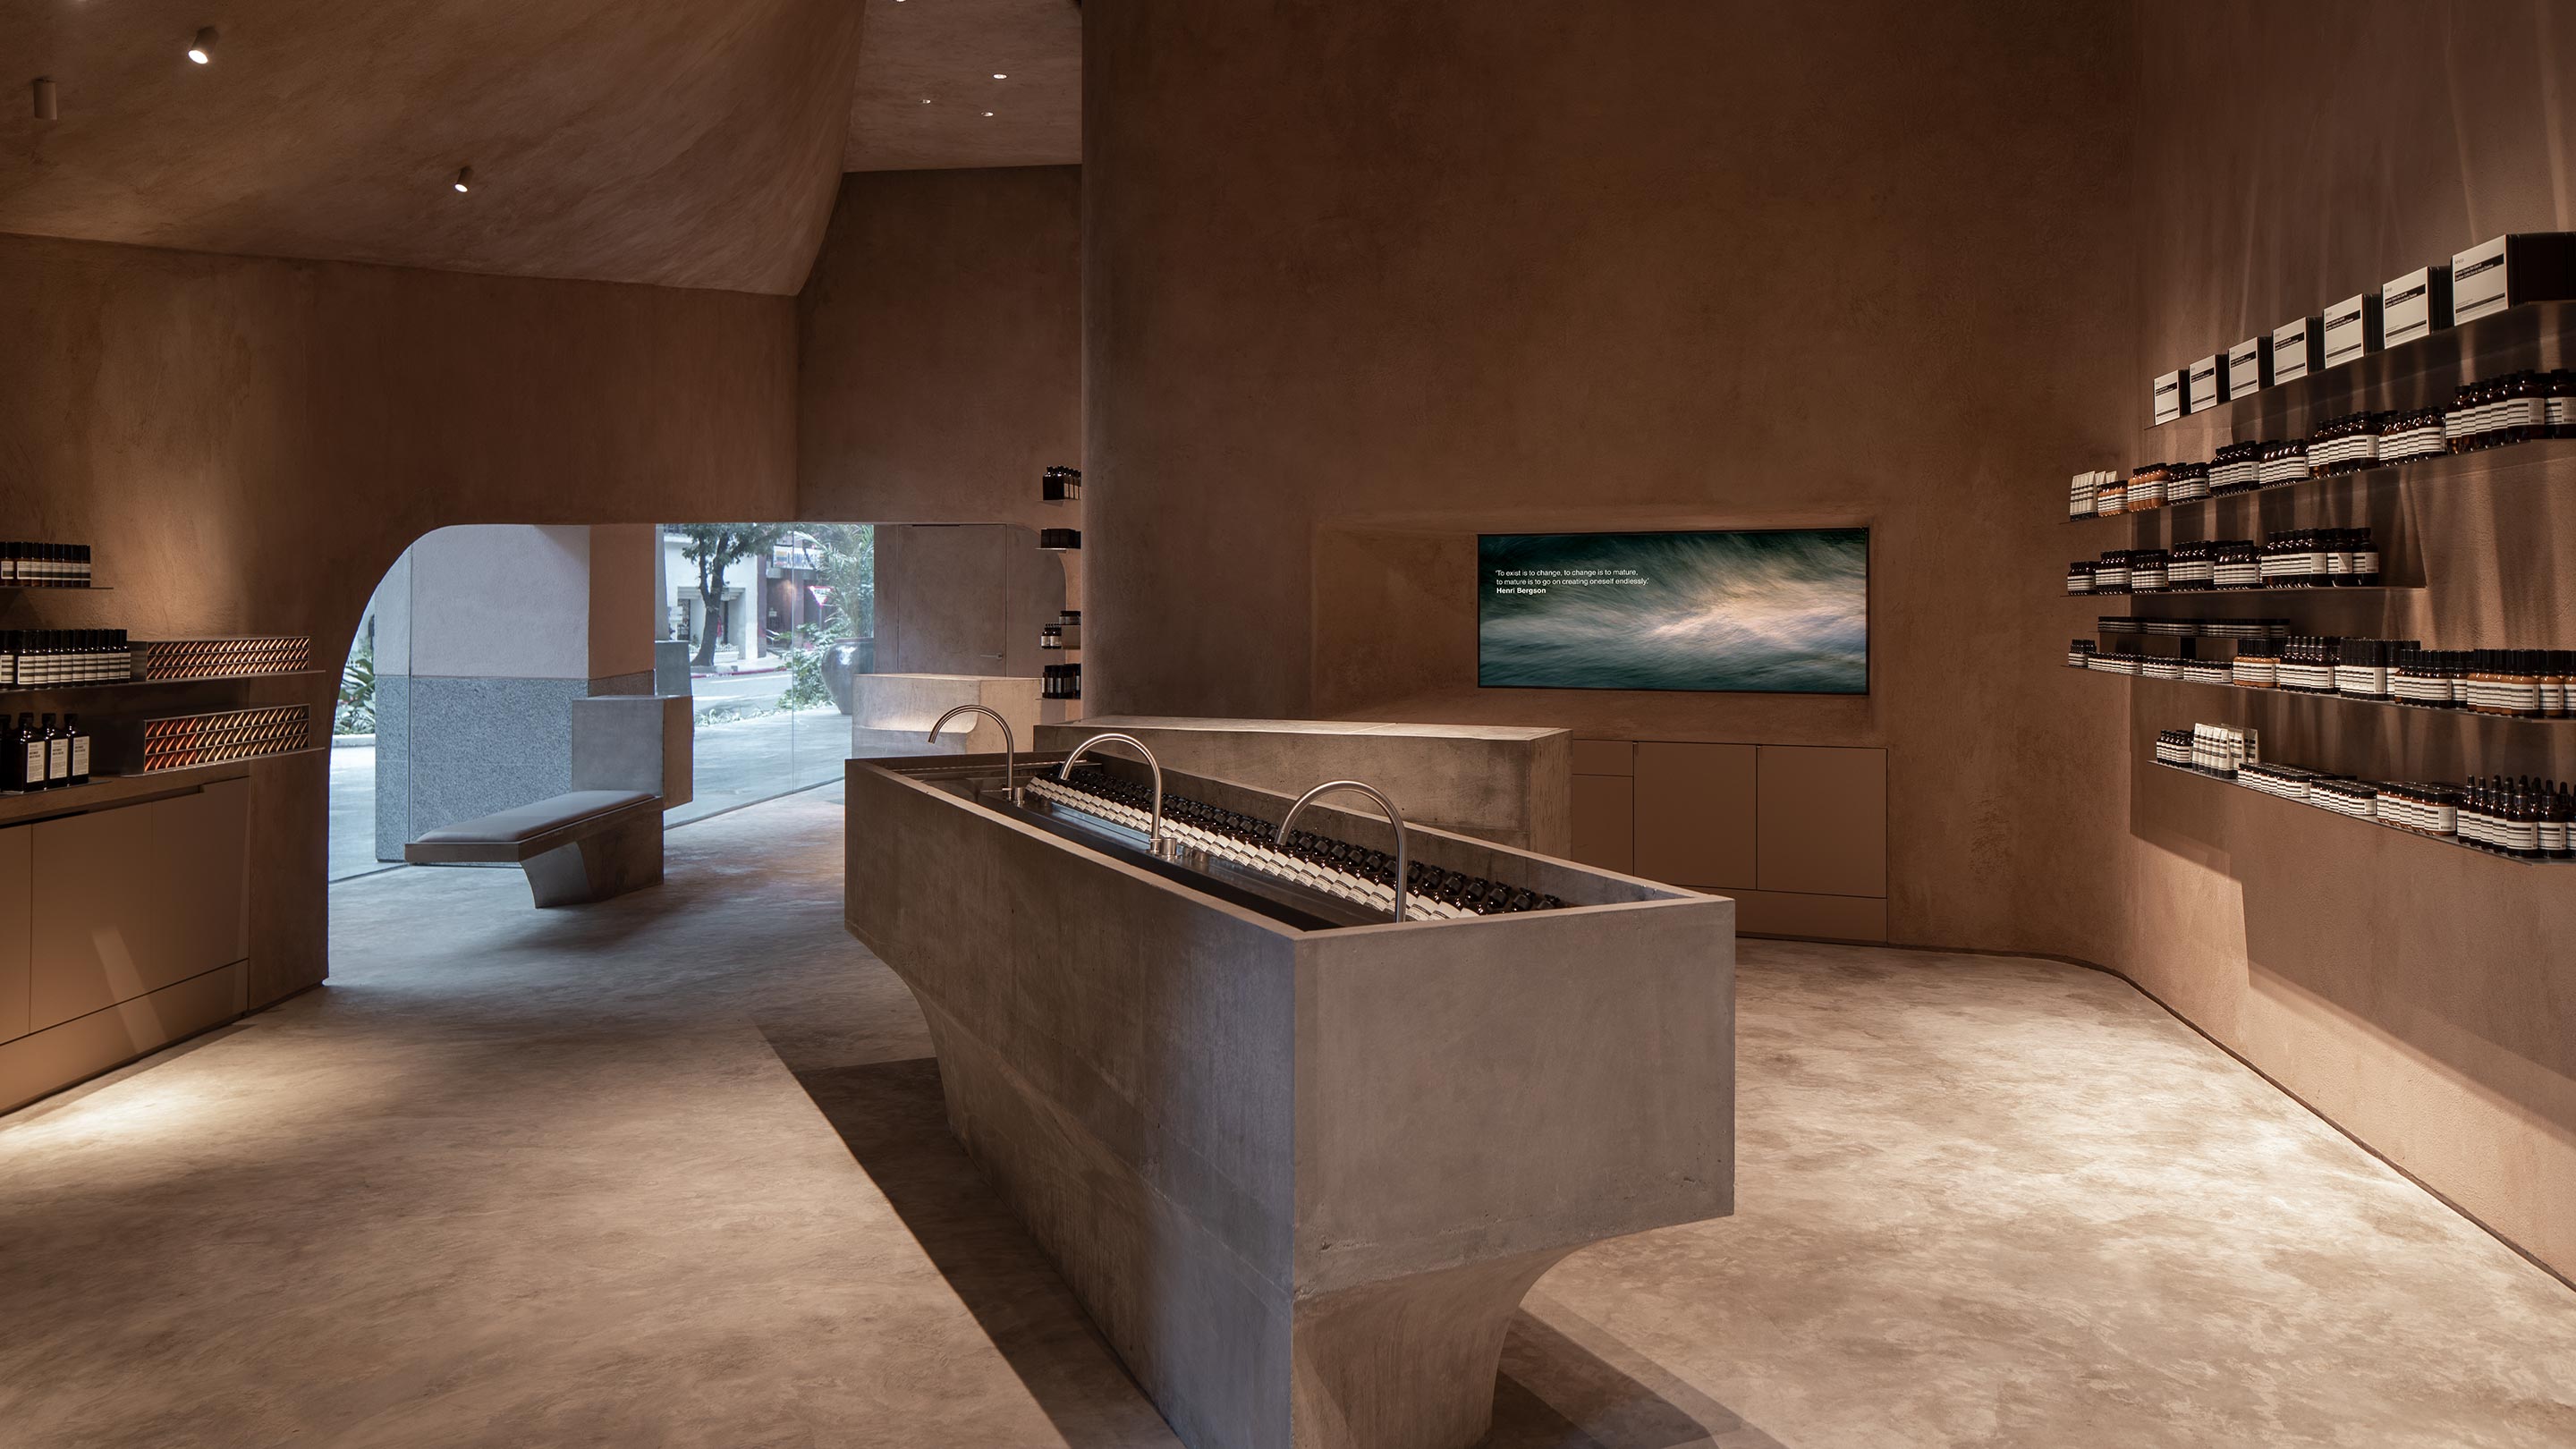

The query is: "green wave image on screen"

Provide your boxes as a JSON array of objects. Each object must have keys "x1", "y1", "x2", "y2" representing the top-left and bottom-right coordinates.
[{"x1": 1478, "y1": 529, "x2": 1868, "y2": 693}]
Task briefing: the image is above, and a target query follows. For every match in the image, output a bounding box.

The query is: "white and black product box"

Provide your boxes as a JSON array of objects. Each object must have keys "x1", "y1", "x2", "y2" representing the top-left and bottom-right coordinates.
[
  {"x1": 2272, "y1": 315, "x2": 2324, "y2": 382},
  {"x1": 2379, "y1": 263, "x2": 2453, "y2": 347},
  {"x1": 2152, "y1": 369, "x2": 2184, "y2": 426},
  {"x1": 2451, "y1": 233, "x2": 2576, "y2": 322},
  {"x1": 2226, "y1": 335, "x2": 2271, "y2": 399},
  {"x1": 2184, "y1": 354, "x2": 2224, "y2": 414},
  {"x1": 2320, "y1": 292, "x2": 2383, "y2": 370}
]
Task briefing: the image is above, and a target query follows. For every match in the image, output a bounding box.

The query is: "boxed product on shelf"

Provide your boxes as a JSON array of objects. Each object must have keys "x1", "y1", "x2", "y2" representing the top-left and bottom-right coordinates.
[
  {"x1": 1038, "y1": 528, "x2": 1081, "y2": 551},
  {"x1": 2272, "y1": 315, "x2": 2324, "y2": 383},
  {"x1": 2184, "y1": 354, "x2": 2224, "y2": 413},
  {"x1": 2067, "y1": 640, "x2": 2097, "y2": 668},
  {"x1": 2226, "y1": 335, "x2": 2271, "y2": 399},
  {"x1": 2379, "y1": 263, "x2": 2453, "y2": 347},
  {"x1": 2450, "y1": 233, "x2": 2576, "y2": 322},
  {"x1": 2320, "y1": 291, "x2": 2382, "y2": 369},
  {"x1": 2152, "y1": 369, "x2": 2183, "y2": 426}
]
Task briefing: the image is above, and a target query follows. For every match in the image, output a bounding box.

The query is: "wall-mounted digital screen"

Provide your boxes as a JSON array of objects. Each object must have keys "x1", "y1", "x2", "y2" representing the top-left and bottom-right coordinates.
[{"x1": 1478, "y1": 528, "x2": 1869, "y2": 693}]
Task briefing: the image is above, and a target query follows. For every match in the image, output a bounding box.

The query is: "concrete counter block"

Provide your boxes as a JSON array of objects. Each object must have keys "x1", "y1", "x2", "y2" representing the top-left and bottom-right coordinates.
[
  {"x1": 850, "y1": 673, "x2": 1041, "y2": 756},
  {"x1": 1034, "y1": 716, "x2": 1572, "y2": 854},
  {"x1": 845, "y1": 751, "x2": 1731, "y2": 1449}
]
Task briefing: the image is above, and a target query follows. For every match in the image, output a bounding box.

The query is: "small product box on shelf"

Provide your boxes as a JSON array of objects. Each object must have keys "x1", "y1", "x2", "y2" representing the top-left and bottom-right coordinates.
[
  {"x1": 2272, "y1": 315, "x2": 2325, "y2": 382},
  {"x1": 2184, "y1": 354, "x2": 2224, "y2": 413},
  {"x1": 2450, "y1": 233, "x2": 2576, "y2": 322},
  {"x1": 1037, "y1": 528, "x2": 1082, "y2": 551},
  {"x1": 2320, "y1": 292, "x2": 2382, "y2": 369},
  {"x1": 2379, "y1": 263, "x2": 2453, "y2": 347},
  {"x1": 2152, "y1": 369, "x2": 2184, "y2": 426},
  {"x1": 2226, "y1": 335, "x2": 2271, "y2": 399}
]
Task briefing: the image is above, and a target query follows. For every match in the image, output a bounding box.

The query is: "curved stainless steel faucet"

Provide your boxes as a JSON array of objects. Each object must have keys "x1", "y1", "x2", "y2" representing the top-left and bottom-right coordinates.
[
  {"x1": 928, "y1": 705, "x2": 1019, "y2": 804},
  {"x1": 1058, "y1": 732, "x2": 1174, "y2": 859},
  {"x1": 1278, "y1": 780, "x2": 1411, "y2": 922}
]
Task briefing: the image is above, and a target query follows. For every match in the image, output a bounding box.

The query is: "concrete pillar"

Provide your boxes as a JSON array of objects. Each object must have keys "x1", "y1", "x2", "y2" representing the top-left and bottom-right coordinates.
[
  {"x1": 871, "y1": 523, "x2": 1066, "y2": 677},
  {"x1": 374, "y1": 525, "x2": 656, "y2": 860}
]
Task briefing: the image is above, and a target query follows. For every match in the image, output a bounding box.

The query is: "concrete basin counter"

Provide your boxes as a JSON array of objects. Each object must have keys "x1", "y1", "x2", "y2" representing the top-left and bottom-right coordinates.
[{"x1": 843, "y1": 751, "x2": 1734, "y2": 1449}]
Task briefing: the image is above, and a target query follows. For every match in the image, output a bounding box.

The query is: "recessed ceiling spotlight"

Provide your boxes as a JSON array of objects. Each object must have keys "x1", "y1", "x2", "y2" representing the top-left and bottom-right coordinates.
[
  {"x1": 919, "y1": 97, "x2": 931, "y2": 104},
  {"x1": 453, "y1": 166, "x2": 473, "y2": 194},
  {"x1": 993, "y1": 73, "x2": 1008, "y2": 80},
  {"x1": 983, "y1": 111, "x2": 995, "y2": 117},
  {"x1": 187, "y1": 27, "x2": 217, "y2": 64}
]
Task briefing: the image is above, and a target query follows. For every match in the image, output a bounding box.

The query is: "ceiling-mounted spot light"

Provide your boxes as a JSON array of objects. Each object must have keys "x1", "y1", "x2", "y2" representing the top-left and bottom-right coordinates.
[
  {"x1": 983, "y1": 111, "x2": 995, "y2": 117},
  {"x1": 919, "y1": 97, "x2": 931, "y2": 104},
  {"x1": 32, "y1": 76, "x2": 56, "y2": 122},
  {"x1": 993, "y1": 73, "x2": 1008, "y2": 79},
  {"x1": 187, "y1": 27, "x2": 217, "y2": 64},
  {"x1": 453, "y1": 166, "x2": 473, "y2": 193}
]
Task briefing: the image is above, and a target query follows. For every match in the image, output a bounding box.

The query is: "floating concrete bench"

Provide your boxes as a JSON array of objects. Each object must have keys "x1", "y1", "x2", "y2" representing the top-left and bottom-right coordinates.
[{"x1": 403, "y1": 695, "x2": 691, "y2": 907}]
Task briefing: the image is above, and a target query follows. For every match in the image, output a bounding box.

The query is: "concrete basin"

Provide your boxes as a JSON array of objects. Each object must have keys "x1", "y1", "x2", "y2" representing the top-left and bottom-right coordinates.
[{"x1": 843, "y1": 750, "x2": 1734, "y2": 1449}]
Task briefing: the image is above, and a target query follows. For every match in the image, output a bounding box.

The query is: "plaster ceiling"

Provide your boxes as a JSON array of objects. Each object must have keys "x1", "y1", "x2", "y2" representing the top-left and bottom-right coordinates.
[
  {"x1": 0, "y1": 0, "x2": 864, "y2": 293},
  {"x1": 843, "y1": 0, "x2": 1080, "y2": 172}
]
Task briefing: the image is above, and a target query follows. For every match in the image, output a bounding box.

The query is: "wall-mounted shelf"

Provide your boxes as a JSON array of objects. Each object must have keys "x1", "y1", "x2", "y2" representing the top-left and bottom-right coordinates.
[
  {"x1": 2150, "y1": 758, "x2": 2575, "y2": 865},
  {"x1": 2151, "y1": 297, "x2": 2576, "y2": 429},
  {"x1": 0, "y1": 748, "x2": 322, "y2": 829},
  {"x1": 2068, "y1": 435, "x2": 2575, "y2": 525},
  {"x1": 2071, "y1": 661, "x2": 2576, "y2": 723},
  {"x1": 0, "y1": 584, "x2": 111, "y2": 593},
  {"x1": 2068, "y1": 585, "x2": 2414, "y2": 599},
  {"x1": 0, "y1": 669, "x2": 320, "y2": 700}
]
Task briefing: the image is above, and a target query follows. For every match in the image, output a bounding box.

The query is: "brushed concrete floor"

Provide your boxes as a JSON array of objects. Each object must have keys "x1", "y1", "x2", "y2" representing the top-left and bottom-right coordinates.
[{"x1": 1, "y1": 787, "x2": 2571, "y2": 1448}]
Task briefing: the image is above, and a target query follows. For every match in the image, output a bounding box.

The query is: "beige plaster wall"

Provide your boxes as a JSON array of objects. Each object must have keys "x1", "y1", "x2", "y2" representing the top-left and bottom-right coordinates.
[
  {"x1": 797, "y1": 167, "x2": 1081, "y2": 528},
  {"x1": 1080, "y1": 0, "x2": 2140, "y2": 957}
]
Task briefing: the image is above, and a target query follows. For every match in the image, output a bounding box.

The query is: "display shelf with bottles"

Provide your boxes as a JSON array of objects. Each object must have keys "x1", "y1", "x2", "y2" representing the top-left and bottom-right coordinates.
[
  {"x1": 2150, "y1": 756, "x2": 2576, "y2": 866},
  {"x1": 2069, "y1": 640, "x2": 2576, "y2": 724},
  {"x1": 2067, "y1": 434, "x2": 2576, "y2": 525},
  {"x1": 0, "y1": 749, "x2": 325, "y2": 828}
]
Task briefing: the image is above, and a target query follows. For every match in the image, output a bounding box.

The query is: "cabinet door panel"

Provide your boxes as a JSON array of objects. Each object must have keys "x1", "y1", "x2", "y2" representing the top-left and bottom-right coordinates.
[
  {"x1": 0, "y1": 826, "x2": 28, "y2": 1043},
  {"x1": 1633, "y1": 742, "x2": 1758, "y2": 889},
  {"x1": 31, "y1": 782, "x2": 250, "y2": 1031},
  {"x1": 1570, "y1": 774, "x2": 1635, "y2": 873},
  {"x1": 1755, "y1": 746, "x2": 1887, "y2": 897}
]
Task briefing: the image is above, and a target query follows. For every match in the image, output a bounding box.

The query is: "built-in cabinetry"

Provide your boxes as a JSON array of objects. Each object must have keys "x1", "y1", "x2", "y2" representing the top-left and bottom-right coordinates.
[
  {"x1": 1569, "y1": 738, "x2": 1887, "y2": 942},
  {"x1": 0, "y1": 769, "x2": 254, "y2": 1112}
]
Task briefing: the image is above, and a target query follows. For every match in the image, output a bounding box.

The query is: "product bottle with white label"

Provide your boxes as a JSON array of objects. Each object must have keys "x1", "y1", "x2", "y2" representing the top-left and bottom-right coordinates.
[
  {"x1": 64, "y1": 713, "x2": 89, "y2": 785},
  {"x1": 39, "y1": 713, "x2": 67, "y2": 787},
  {"x1": 7, "y1": 713, "x2": 34, "y2": 791}
]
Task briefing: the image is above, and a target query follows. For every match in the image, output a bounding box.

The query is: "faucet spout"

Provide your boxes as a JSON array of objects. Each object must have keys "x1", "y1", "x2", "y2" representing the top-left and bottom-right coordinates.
[
  {"x1": 1057, "y1": 732, "x2": 1173, "y2": 859},
  {"x1": 928, "y1": 705, "x2": 1019, "y2": 804},
  {"x1": 1278, "y1": 780, "x2": 1411, "y2": 922}
]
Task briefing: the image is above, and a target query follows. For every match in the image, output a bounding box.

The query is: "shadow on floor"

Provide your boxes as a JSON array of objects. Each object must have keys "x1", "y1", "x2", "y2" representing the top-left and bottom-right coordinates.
[{"x1": 785, "y1": 1055, "x2": 1775, "y2": 1449}]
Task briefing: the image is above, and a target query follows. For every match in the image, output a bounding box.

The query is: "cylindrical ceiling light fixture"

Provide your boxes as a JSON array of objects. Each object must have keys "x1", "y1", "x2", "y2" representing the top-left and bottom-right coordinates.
[
  {"x1": 453, "y1": 166, "x2": 472, "y2": 193},
  {"x1": 31, "y1": 77, "x2": 56, "y2": 121},
  {"x1": 187, "y1": 27, "x2": 218, "y2": 64}
]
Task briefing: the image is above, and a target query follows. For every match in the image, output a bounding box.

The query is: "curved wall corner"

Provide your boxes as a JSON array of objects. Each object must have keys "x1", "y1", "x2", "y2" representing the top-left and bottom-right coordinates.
[{"x1": 0, "y1": 232, "x2": 799, "y2": 1011}]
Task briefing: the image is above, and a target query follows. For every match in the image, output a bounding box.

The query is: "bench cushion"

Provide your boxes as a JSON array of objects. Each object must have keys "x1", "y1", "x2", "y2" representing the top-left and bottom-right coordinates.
[{"x1": 405, "y1": 791, "x2": 658, "y2": 864}]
